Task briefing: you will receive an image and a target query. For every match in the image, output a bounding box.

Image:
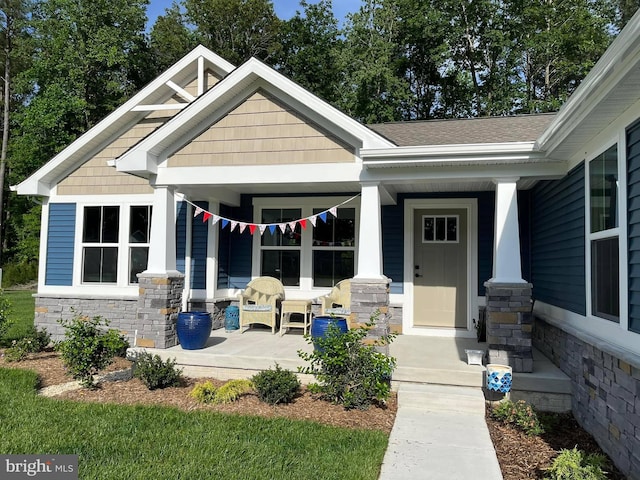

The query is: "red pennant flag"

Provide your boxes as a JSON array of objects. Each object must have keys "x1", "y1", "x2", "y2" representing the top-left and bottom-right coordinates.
[
  {"x1": 202, "y1": 212, "x2": 212, "y2": 222},
  {"x1": 300, "y1": 219, "x2": 307, "y2": 229},
  {"x1": 249, "y1": 225, "x2": 257, "y2": 235}
]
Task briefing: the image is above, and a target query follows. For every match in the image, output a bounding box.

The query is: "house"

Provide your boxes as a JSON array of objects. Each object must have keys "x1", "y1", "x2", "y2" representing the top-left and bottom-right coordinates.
[{"x1": 13, "y1": 10, "x2": 640, "y2": 478}]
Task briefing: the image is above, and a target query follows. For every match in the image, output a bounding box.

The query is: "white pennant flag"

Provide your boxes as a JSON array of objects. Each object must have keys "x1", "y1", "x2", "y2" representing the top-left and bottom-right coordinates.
[
  {"x1": 329, "y1": 207, "x2": 337, "y2": 217},
  {"x1": 239, "y1": 222, "x2": 247, "y2": 233},
  {"x1": 309, "y1": 215, "x2": 317, "y2": 227},
  {"x1": 230, "y1": 221, "x2": 238, "y2": 232},
  {"x1": 193, "y1": 206, "x2": 203, "y2": 217},
  {"x1": 288, "y1": 221, "x2": 297, "y2": 231},
  {"x1": 259, "y1": 224, "x2": 267, "y2": 235},
  {"x1": 279, "y1": 223, "x2": 287, "y2": 233},
  {"x1": 211, "y1": 214, "x2": 221, "y2": 225}
]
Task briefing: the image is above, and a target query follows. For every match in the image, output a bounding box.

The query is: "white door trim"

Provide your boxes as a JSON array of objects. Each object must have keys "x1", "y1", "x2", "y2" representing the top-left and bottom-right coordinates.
[{"x1": 403, "y1": 198, "x2": 478, "y2": 337}]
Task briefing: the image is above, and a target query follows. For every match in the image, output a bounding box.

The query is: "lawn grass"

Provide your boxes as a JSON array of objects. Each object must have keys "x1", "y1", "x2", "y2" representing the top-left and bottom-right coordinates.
[
  {"x1": 0, "y1": 368, "x2": 389, "y2": 479},
  {"x1": 1, "y1": 289, "x2": 36, "y2": 345}
]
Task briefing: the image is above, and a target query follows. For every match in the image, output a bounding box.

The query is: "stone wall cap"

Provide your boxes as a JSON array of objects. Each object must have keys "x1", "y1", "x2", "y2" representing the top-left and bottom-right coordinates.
[
  {"x1": 484, "y1": 281, "x2": 533, "y2": 288},
  {"x1": 34, "y1": 292, "x2": 139, "y2": 301},
  {"x1": 137, "y1": 270, "x2": 185, "y2": 279}
]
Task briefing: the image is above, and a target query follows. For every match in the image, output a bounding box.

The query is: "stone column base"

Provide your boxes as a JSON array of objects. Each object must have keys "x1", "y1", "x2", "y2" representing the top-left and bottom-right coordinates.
[
  {"x1": 137, "y1": 271, "x2": 185, "y2": 349},
  {"x1": 484, "y1": 281, "x2": 533, "y2": 373},
  {"x1": 350, "y1": 277, "x2": 391, "y2": 355}
]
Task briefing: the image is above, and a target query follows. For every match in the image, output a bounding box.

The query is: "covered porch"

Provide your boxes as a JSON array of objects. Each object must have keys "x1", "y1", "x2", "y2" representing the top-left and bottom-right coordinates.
[{"x1": 131, "y1": 327, "x2": 572, "y2": 412}]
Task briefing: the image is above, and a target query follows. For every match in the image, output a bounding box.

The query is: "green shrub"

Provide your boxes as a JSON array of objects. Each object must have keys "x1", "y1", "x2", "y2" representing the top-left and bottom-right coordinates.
[
  {"x1": 133, "y1": 352, "x2": 183, "y2": 390},
  {"x1": 213, "y1": 379, "x2": 254, "y2": 404},
  {"x1": 252, "y1": 364, "x2": 301, "y2": 405},
  {"x1": 0, "y1": 291, "x2": 13, "y2": 340},
  {"x1": 545, "y1": 447, "x2": 608, "y2": 480},
  {"x1": 57, "y1": 314, "x2": 122, "y2": 388},
  {"x1": 101, "y1": 329, "x2": 129, "y2": 357},
  {"x1": 4, "y1": 327, "x2": 50, "y2": 362},
  {"x1": 298, "y1": 311, "x2": 396, "y2": 410},
  {"x1": 1, "y1": 262, "x2": 38, "y2": 288},
  {"x1": 491, "y1": 399, "x2": 544, "y2": 436},
  {"x1": 190, "y1": 381, "x2": 218, "y2": 403}
]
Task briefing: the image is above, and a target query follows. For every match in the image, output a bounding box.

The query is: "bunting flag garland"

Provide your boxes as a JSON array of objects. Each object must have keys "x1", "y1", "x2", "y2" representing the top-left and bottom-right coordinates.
[{"x1": 184, "y1": 194, "x2": 360, "y2": 236}]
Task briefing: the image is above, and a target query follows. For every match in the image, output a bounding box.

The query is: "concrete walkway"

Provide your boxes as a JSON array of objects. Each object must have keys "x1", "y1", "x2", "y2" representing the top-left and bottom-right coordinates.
[{"x1": 379, "y1": 383, "x2": 503, "y2": 480}]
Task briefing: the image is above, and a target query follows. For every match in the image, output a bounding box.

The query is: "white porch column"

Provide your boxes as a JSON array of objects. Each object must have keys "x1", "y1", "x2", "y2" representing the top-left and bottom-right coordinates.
[
  {"x1": 146, "y1": 185, "x2": 178, "y2": 274},
  {"x1": 490, "y1": 178, "x2": 525, "y2": 283},
  {"x1": 355, "y1": 182, "x2": 384, "y2": 279}
]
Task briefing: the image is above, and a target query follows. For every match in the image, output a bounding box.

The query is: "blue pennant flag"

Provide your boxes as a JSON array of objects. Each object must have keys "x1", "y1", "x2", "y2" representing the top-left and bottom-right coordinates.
[
  {"x1": 221, "y1": 219, "x2": 229, "y2": 229},
  {"x1": 319, "y1": 212, "x2": 327, "y2": 223},
  {"x1": 269, "y1": 225, "x2": 276, "y2": 235}
]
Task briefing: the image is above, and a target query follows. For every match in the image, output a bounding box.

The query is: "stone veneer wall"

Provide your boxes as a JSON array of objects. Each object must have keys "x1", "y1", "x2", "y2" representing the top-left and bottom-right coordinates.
[
  {"x1": 35, "y1": 294, "x2": 139, "y2": 344},
  {"x1": 350, "y1": 277, "x2": 391, "y2": 354},
  {"x1": 137, "y1": 273, "x2": 184, "y2": 348},
  {"x1": 485, "y1": 282, "x2": 533, "y2": 373},
  {"x1": 534, "y1": 316, "x2": 640, "y2": 478}
]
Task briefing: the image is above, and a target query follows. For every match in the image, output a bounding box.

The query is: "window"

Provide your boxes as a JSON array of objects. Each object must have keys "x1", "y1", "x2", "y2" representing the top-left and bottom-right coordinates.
[
  {"x1": 254, "y1": 199, "x2": 359, "y2": 290},
  {"x1": 260, "y1": 208, "x2": 301, "y2": 286},
  {"x1": 422, "y1": 215, "x2": 458, "y2": 243},
  {"x1": 82, "y1": 206, "x2": 119, "y2": 283},
  {"x1": 589, "y1": 145, "x2": 619, "y2": 322},
  {"x1": 129, "y1": 206, "x2": 152, "y2": 284},
  {"x1": 312, "y1": 208, "x2": 355, "y2": 287}
]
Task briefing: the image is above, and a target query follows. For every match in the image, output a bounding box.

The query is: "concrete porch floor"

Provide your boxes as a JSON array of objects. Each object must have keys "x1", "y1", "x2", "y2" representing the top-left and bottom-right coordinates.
[{"x1": 131, "y1": 326, "x2": 572, "y2": 412}]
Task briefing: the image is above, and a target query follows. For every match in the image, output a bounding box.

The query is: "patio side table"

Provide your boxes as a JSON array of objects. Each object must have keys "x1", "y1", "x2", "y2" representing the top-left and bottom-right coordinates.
[{"x1": 280, "y1": 299, "x2": 312, "y2": 336}]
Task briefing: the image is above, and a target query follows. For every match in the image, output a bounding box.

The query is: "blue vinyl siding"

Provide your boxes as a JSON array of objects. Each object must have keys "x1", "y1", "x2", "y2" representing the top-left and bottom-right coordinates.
[
  {"x1": 218, "y1": 199, "x2": 252, "y2": 289},
  {"x1": 382, "y1": 204, "x2": 403, "y2": 293},
  {"x1": 627, "y1": 119, "x2": 640, "y2": 333},
  {"x1": 531, "y1": 164, "x2": 586, "y2": 315},
  {"x1": 45, "y1": 203, "x2": 76, "y2": 286},
  {"x1": 191, "y1": 201, "x2": 208, "y2": 289},
  {"x1": 176, "y1": 201, "x2": 187, "y2": 274}
]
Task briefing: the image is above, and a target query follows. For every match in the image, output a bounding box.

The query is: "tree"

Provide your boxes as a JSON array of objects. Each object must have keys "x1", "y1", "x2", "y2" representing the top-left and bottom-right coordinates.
[
  {"x1": 184, "y1": 0, "x2": 282, "y2": 66},
  {"x1": 277, "y1": 0, "x2": 344, "y2": 104},
  {"x1": 150, "y1": 2, "x2": 196, "y2": 72},
  {"x1": 339, "y1": 0, "x2": 410, "y2": 123}
]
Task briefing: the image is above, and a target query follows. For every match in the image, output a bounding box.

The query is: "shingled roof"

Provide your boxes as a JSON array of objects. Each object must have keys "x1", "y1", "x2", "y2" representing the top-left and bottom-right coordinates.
[{"x1": 367, "y1": 113, "x2": 556, "y2": 146}]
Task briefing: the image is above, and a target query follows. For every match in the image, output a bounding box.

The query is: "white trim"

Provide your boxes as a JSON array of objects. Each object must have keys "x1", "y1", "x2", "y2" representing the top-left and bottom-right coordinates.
[
  {"x1": 37, "y1": 200, "x2": 50, "y2": 290},
  {"x1": 130, "y1": 104, "x2": 188, "y2": 112},
  {"x1": 207, "y1": 201, "x2": 220, "y2": 300},
  {"x1": 166, "y1": 80, "x2": 196, "y2": 102},
  {"x1": 403, "y1": 198, "x2": 478, "y2": 337}
]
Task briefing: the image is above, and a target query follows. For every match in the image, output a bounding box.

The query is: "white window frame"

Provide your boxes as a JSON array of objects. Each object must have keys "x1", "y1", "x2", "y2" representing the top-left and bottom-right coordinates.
[
  {"x1": 80, "y1": 205, "x2": 120, "y2": 285},
  {"x1": 128, "y1": 205, "x2": 152, "y2": 285},
  {"x1": 585, "y1": 140, "x2": 626, "y2": 327},
  {"x1": 311, "y1": 206, "x2": 357, "y2": 288},
  {"x1": 251, "y1": 196, "x2": 360, "y2": 295},
  {"x1": 61, "y1": 194, "x2": 156, "y2": 296},
  {"x1": 258, "y1": 207, "x2": 303, "y2": 287}
]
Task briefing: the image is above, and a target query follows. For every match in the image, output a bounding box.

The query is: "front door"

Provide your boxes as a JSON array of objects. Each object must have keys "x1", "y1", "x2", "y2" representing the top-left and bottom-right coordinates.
[{"x1": 413, "y1": 208, "x2": 467, "y2": 329}]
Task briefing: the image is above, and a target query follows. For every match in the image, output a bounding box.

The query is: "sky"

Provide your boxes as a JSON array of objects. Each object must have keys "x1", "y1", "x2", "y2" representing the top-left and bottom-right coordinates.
[{"x1": 146, "y1": 0, "x2": 363, "y2": 28}]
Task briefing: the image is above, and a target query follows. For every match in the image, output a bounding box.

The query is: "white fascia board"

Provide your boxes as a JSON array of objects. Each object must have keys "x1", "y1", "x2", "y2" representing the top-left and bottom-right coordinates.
[
  {"x1": 361, "y1": 142, "x2": 547, "y2": 167},
  {"x1": 536, "y1": 10, "x2": 640, "y2": 153},
  {"x1": 117, "y1": 58, "x2": 394, "y2": 175},
  {"x1": 156, "y1": 162, "x2": 363, "y2": 186},
  {"x1": 12, "y1": 45, "x2": 235, "y2": 196},
  {"x1": 115, "y1": 150, "x2": 157, "y2": 176}
]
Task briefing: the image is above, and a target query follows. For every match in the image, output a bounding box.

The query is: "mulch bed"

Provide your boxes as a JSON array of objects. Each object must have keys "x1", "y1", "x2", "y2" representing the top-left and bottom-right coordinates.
[{"x1": 486, "y1": 407, "x2": 627, "y2": 479}]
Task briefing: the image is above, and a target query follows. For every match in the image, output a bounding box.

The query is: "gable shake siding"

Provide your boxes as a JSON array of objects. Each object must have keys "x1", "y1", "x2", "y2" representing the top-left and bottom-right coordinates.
[
  {"x1": 531, "y1": 164, "x2": 586, "y2": 314},
  {"x1": 627, "y1": 119, "x2": 640, "y2": 333},
  {"x1": 45, "y1": 203, "x2": 76, "y2": 286}
]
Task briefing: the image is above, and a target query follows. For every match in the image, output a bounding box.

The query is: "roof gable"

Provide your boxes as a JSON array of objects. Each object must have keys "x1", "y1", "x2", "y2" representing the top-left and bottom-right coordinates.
[
  {"x1": 13, "y1": 46, "x2": 235, "y2": 196},
  {"x1": 115, "y1": 57, "x2": 394, "y2": 177}
]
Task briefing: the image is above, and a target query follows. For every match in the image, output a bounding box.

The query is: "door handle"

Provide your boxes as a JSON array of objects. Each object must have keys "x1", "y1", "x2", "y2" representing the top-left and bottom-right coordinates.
[{"x1": 415, "y1": 273, "x2": 423, "y2": 278}]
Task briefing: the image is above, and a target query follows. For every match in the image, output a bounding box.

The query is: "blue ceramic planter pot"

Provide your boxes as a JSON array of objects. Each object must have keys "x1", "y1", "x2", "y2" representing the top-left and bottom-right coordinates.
[
  {"x1": 311, "y1": 316, "x2": 348, "y2": 351},
  {"x1": 177, "y1": 312, "x2": 212, "y2": 349}
]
